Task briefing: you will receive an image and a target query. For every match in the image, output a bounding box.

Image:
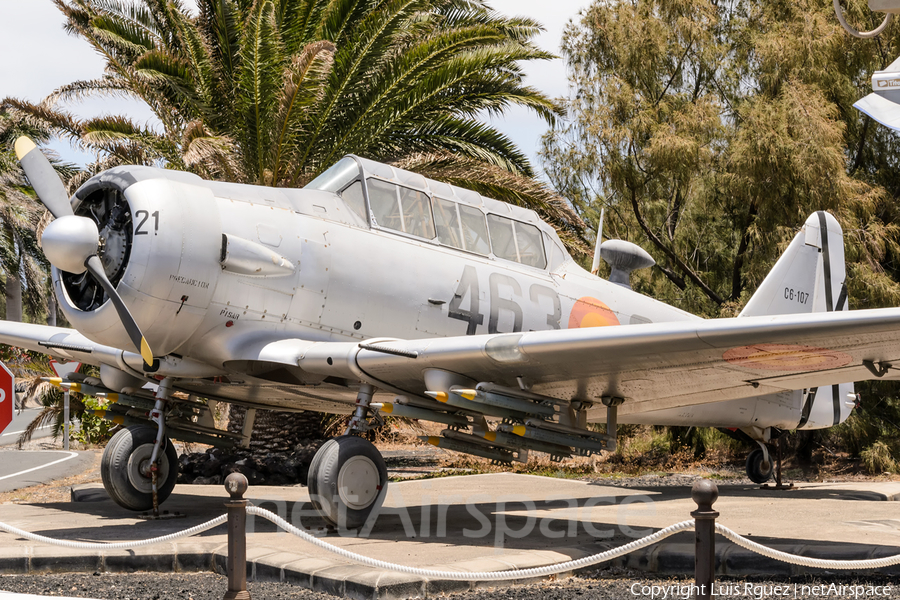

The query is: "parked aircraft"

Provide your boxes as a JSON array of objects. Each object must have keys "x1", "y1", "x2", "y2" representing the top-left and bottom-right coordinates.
[{"x1": 5, "y1": 136, "x2": 898, "y2": 529}]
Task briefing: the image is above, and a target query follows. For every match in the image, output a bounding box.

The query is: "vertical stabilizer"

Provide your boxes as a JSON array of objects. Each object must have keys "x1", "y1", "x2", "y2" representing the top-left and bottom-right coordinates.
[{"x1": 740, "y1": 211, "x2": 846, "y2": 317}]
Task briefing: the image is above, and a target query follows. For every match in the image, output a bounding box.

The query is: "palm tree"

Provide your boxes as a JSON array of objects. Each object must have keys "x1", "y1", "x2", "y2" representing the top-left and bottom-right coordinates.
[
  {"x1": 0, "y1": 108, "x2": 74, "y2": 324},
  {"x1": 7, "y1": 0, "x2": 590, "y2": 461},
  {"x1": 25, "y1": 0, "x2": 584, "y2": 248}
]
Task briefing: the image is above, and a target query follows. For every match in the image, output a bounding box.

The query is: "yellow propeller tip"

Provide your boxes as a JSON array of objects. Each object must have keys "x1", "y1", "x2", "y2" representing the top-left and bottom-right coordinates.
[
  {"x1": 140, "y1": 338, "x2": 154, "y2": 365},
  {"x1": 14, "y1": 137, "x2": 36, "y2": 161},
  {"x1": 46, "y1": 378, "x2": 62, "y2": 388}
]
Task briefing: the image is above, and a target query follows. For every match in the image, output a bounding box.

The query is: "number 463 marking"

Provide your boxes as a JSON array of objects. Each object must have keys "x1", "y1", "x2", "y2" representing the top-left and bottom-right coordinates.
[{"x1": 448, "y1": 266, "x2": 561, "y2": 335}]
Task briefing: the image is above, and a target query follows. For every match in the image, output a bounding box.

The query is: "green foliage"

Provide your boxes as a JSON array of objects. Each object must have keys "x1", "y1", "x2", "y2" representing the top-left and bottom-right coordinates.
[
  {"x1": 860, "y1": 441, "x2": 897, "y2": 474},
  {"x1": 4, "y1": 0, "x2": 588, "y2": 253},
  {"x1": 72, "y1": 396, "x2": 114, "y2": 446},
  {"x1": 0, "y1": 110, "x2": 73, "y2": 323},
  {"x1": 541, "y1": 0, "x2": 900, "y2": 315},
  {"x1": 540, "y1": 0, "x2": 900, "y2": 469}
]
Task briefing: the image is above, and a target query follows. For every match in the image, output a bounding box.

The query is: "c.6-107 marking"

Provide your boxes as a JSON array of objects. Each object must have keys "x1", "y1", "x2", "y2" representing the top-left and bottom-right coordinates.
[{"x1": 784, "y1": 287, "x2": 809, "y2": 304}]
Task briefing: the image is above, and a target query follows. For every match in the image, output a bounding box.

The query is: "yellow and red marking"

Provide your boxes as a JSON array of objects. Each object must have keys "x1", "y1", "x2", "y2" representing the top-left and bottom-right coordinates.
[
  {"x1": 723, "y1": 344, "x2": 851, "y2": 371},
  {"x1": 568, "y1": 297, "x2": 620, "y2": 329}
]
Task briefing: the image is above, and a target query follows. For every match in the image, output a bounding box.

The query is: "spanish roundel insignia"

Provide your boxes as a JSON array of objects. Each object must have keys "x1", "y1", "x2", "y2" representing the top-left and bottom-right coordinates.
[
  {"x1": 723, "y1": 344, "x2": 852, "y2": 371},
  {"x1": 568, "y1": 297, "x2": 620, "y2": 328}
]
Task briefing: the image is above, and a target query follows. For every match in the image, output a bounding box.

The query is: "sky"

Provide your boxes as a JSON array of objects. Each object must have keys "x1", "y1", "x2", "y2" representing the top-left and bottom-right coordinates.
[{"x1": 0, "y1": 0, "x2": 590, "y2": 175}]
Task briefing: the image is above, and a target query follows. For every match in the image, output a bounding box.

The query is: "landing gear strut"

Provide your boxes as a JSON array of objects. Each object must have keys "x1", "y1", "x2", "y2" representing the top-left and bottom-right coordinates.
[
  {"x1": 308, "y1": 384, "x2": 388, "y2": 530},
  {"x1": 99, "y1": 377, "x2": 181, "y2": 515}
]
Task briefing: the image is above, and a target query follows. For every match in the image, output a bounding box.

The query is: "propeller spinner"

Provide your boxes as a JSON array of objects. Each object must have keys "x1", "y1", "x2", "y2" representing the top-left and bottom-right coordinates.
[{"x1": 15, "y1": 137, "x2": 154, "y2": 366}]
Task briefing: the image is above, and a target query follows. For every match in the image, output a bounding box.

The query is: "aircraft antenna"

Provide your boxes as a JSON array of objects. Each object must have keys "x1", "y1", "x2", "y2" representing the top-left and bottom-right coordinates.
[{"x1": 591, "y1": 207, "x2": 605, "y2": 276}]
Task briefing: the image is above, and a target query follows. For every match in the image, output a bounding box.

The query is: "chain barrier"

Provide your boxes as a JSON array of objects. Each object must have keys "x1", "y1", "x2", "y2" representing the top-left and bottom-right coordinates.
[
  {"x1": 0, "y1": 514, "x2": 227, "y2": 550},
  {"x1": 716, "y1": 523, "x2": 900, "y2": 570},
  {"x1": 247, "y1": 505, "x2": 692, "y2": 581},
  {"x1": 1, "y1": 476, "x2": 899, "y2": 600}
]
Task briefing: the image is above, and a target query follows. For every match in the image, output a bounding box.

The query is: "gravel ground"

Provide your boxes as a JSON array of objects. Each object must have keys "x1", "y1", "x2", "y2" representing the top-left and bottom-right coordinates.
[{"x1": 1, "y1": 570, "x2": 899, "y2": 599}]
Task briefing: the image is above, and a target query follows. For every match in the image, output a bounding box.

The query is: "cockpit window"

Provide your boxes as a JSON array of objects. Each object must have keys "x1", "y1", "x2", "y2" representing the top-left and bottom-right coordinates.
[
  {"x1": 399, "y1": 186, "x2": 435, "y2": 239},
  {"x1": 433, "y1": 197, "x2": 463, "y2": 249},
  {"x1": 339, "y1": 180, "x2": 367, "y2": 224},
  {"x1": 487, "y1": 214, "x2": 517, "y2": 262},
  {"x1": 367, "y1": 178, "x2": 435, "y2": 239},
  {"x1": 459, "y1": 204, "x2": 491, "y2": 255},
  {"x1": 487, "y1": 214, "x2": 547, "y2": 268},
  {"x1": 433, "y1": 197, "x2": 490, "y2": 256},
  {"x1": 515, "y1": 221, "x2": 546, "y2": 268},
  {"x1": 304, "y1": 157, "x2": 361, "y2": 192}
]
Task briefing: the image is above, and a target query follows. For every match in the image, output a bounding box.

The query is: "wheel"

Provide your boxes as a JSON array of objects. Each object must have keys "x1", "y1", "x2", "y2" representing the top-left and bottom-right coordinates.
[
  {"x1": 101, "y1": 425, "x2": 178, "y2": 511},
  {"x1": 746, "y1": 447, "x2": 774, "y2": 484},
  {"x1": 307, "y1": 435, "x2": 388, "y2": 530}
]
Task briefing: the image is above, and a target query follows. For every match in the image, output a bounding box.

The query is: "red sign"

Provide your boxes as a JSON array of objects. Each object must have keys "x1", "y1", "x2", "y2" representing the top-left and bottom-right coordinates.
[{"x1": 0, "y1": 361, "x2": 14, "y2": 435}]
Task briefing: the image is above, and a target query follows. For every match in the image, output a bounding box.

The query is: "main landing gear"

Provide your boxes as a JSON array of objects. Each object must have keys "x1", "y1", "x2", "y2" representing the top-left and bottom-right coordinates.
[
  {"x1": 307, "y1": 384, "x2": 389, "y2": 530},
  {"x1": 99, "y1": 377, "x2": 180, "y2": 516},
  {"x1": 101, "y1": 425, "x2": 178, "y2": 510}
]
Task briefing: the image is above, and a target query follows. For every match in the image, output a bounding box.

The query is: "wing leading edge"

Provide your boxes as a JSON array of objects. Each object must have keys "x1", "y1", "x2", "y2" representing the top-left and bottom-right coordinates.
[{"x1": 278, "y1": 307, "x2": 900, "y2": 421}]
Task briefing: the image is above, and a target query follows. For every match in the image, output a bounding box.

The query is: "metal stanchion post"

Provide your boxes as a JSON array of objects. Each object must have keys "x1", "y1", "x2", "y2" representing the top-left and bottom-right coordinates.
[
  {"x1": 63, "y1": 390, "x2": 69, "y2": 452},
  {"x1": 691, "y1": 479, "x2": 719, "y2": 600},
  {"x1": 223, "y1": 473, "x2": 251, "y2": 600}
]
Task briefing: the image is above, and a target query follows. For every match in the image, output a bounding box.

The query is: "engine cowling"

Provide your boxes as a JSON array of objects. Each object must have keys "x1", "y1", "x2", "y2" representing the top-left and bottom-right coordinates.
[{"x1": 53, "y1": 166, "x2": 223, "y2": 357}]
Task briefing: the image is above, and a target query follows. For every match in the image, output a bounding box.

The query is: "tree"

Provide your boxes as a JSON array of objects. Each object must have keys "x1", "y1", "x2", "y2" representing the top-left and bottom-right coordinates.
[
  {"x1": 541, "y1": 0, "x2": 900, "y2": 316},
  {"x1": 0, "y1": 108, "x2": 73, "y2": 324},
  {"x1": 4, "y1": 0, "x2": 592, "y2": 456},
  {"x1": 9, "y1": 0, "x2": 586, "y2": 252},
  {"x1": 541, "y1": 0, "x2": 900, "y2": 468}
]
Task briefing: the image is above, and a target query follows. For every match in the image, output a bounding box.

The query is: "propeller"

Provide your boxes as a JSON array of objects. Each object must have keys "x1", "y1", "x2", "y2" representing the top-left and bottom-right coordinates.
[{"x1": 15, "y1": 137, "x2": 155, "y2": 366}]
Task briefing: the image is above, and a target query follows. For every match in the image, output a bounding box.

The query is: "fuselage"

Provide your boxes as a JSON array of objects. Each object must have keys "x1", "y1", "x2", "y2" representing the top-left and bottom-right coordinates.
[{"x1": 51, "y1": 157, "x2": 846, "y2": 431}]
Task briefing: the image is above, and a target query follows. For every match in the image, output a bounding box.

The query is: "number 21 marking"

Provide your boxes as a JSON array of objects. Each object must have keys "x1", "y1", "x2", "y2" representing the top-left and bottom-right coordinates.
[{"x1": 135, "y1": 210, "x2": 160, "y2": 235}]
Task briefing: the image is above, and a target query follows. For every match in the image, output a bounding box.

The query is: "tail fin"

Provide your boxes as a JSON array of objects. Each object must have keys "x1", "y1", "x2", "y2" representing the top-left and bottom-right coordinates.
[
  {"x1": 740, "y1": 211, "x2": 847, "y2": 317},
  {"x1": 740, "y1": 211, "x2": 853, "y2": 429}
]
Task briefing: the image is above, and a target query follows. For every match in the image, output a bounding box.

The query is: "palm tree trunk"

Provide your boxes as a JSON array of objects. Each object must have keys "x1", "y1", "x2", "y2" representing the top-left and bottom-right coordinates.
[
  {"x1": 227, "y1": 406, "x2": 326, "y2": 454},
  {"x1": 5, "y1": 267, "x2": 22, "y2": 323},
  {"x1": 47, "y1": 282, "x2": 57, "y2": 326}
]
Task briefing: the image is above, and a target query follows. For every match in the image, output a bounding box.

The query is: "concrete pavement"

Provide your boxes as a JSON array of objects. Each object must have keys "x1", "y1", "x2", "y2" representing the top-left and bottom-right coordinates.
[{"x1": 0, "y1": 474, "x2": 899, "y2": 598}]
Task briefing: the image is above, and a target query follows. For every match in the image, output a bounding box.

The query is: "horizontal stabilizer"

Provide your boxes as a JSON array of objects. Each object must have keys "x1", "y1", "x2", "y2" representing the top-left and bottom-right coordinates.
[{"x1": 854, "y1": 92, "x2": 900, "y2": 131}]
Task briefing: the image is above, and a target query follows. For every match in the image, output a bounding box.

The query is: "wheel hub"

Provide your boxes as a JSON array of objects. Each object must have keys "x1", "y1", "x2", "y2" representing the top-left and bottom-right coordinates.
[
  {"x1": 127, "y1": 442, "x2": 169, "y2": 493},
  {"x1": 337, "y1": 455, "x2": 379, "y2": 509}
]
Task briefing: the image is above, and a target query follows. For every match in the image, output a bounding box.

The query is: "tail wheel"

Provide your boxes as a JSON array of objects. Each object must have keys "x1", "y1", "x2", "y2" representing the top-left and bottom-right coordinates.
[
  {"x1": 307, "y1": 435, "x2": 387, "y2": 530},
  {"x1": 746, "y1": 447, "x2": 774, "y2": 484},
  {"x1": 101, "y1": 425, "x2": 178, "y2": 511}
]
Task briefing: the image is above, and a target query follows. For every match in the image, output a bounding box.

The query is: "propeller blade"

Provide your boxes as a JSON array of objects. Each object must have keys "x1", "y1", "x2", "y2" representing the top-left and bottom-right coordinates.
[
  {"x1": 15, "y1": 137, "x2": 74, "y2": 219},
  {"x1": 84, "y1": 255, "x2": 154, "y2": 366}
]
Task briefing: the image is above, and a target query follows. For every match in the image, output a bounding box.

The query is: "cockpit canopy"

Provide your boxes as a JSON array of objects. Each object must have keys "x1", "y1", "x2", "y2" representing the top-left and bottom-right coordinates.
[{"x1": 305, "y1": 156, "x2": 568, "y2": 270}]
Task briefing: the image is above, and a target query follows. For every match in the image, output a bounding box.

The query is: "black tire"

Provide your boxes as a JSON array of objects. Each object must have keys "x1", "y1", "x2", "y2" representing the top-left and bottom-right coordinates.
[
  {"x1": 307, "y1": 435, "x2": 387, "y2": 530},
  {"x1": 101, "y1": 425, "x2": 178, "y2": 511},
  {"x1": 746, "y1": 447, "x2": 774, "y2": 484}
]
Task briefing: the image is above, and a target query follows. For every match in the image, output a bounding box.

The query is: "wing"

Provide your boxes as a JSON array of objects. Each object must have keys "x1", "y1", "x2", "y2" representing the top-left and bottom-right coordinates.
[
  {"x1": 0, "y1": 322, "x2": 358, "y2": 414},
  {"x1": 267, "y1": 307, "x2": 900, "y2": 422}
]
